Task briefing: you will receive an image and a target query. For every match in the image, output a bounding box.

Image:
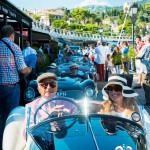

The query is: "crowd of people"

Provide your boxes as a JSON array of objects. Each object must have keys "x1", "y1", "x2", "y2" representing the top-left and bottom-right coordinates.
[
  {"x1": 74, "y1": 35, "x2": 150, "y2": 89},
  {"x1": 0, "y1": 24, "x2": 150, "y2": 149}
]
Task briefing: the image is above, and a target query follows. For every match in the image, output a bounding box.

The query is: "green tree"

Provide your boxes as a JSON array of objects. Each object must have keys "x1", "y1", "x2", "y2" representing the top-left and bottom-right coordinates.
[
  {"x1": 48, "y1": 14, "x2": 54, "y2": 26},
  {"x1": 95, "y1": 16, "x2": 102, "y2": 26},
  {"x1": 144, "y1": 3, "x2": 150, "y2": 14},
  {"x1": 72, "y1": 8, "x2": 90, "y2": 24},
  {"x1": 52, "y1": 20, "x2": 68, "y2": 29},
  {"x1": 101, "y1": 12, "x2": 105, "y2": 19},
  {"x1": 118, "y1": 19, "x2": 132, "y2": 35},
  {"x1": 33, "y1": 14, "x2": 41, "y2": 21},
  {"x1": 85, "y1": 24, "x2": 99, "y2": 33},
  {"x1": 89, "y1": 13, "x2": 97, "y2": 24},
  {"x1": 62, "y1": 9, "x2": 71, "y2": 21}
]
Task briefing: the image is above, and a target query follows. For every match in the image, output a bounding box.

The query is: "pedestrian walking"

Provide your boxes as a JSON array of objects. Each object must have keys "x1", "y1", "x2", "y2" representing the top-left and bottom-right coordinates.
[
  {"x1": 122, "y1": 41, "x2": 129, "y2": 74},
  {"x1": 112, "y1": 46, "x2": 122, "y2": 74},
  {"x1": 105, "y1": 43, "x2": 112, "y2": 55},
  {"x1": 105, "y1": 54, "x2": 113, "y2": 81},
  {"x1": 134, "y1": 35, "x2": 145, "y2": 89},
  {"x1": 137, "y1": 35, "x2": 150, "y2": 105},
  {"x1": 94, "y1": 40, "x2": 105, "y2": 81},
  {"x1": 0, "y1": 25, "x2": 32, "y2": 149}
]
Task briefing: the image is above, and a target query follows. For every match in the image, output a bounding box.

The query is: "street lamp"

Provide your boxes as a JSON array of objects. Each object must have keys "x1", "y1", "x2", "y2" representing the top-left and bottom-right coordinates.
[
  {"x1": 128, "y1": 3, "x2": 138, "y2": 47},
  {"x1": 99, "y1": 28, "x2": 103, "y2": 41}
]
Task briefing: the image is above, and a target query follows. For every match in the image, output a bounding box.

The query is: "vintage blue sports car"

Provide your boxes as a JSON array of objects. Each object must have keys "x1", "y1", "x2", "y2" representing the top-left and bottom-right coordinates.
[
  {"x1": 3, "y1": 91, "x2": 149, "y2": 150},
  {"x1": 24, "y1": 76, "x2": 98, "y2": 104}
]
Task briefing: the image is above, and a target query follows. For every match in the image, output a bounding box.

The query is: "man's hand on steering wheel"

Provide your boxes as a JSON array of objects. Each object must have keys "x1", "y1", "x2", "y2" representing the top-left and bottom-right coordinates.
[{"x1": 49, "y1": 105, "x2": 71, "y2": 117}]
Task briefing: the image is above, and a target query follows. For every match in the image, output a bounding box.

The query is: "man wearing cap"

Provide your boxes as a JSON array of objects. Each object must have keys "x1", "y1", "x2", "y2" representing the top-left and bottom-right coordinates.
[
  {"x1": 69, "y1": 63, "x2": 79, "y2": 76},
  {"x1": 47, "y1": 63, "x2": 63, "y2": 77},
  {"x1": 25, "y1": 72, "x2": 78, "y2": 127},
  {"x1": 24, "y1": 72, "x2": 79, "y2": 148},
  {"x1": 69, "y1": 63, "x2": 88, "y2": 80},
  {"x1": 47, "y1": 63, "x2": 58, "y2": 74}
]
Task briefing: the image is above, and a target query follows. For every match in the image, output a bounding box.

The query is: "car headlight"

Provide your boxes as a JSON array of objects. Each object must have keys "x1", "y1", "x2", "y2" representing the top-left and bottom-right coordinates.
[
  {"x1": 85, "y1": 86, "x2": 95, "y2": 99},
  {"x1": 24, "y1": 87, "x2": 35, "y2": 102}
]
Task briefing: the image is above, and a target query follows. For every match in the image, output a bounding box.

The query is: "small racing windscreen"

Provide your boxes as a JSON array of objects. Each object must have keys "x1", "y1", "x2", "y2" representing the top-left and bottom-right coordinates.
[{"x1": 30, "y1": 115, "x2": 146, "y2": 150}]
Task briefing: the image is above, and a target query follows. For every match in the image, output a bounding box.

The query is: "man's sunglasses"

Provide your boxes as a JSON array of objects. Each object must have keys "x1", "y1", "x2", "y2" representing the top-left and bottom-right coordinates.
[
  {"x1": 39, "y1": 81, "x2": 57, "y2": 89},
  {"x1": 106, "y1": 85, "x2": 122, "y2": 92},
  {"x1": 71, "y1": 68, "x2": 78, "y2": 70}
]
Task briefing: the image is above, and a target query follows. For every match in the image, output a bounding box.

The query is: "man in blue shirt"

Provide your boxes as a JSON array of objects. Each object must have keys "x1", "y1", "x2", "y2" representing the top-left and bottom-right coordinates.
[{"x1": 22, "y1": 41, "x2": 37, "y2": 80}]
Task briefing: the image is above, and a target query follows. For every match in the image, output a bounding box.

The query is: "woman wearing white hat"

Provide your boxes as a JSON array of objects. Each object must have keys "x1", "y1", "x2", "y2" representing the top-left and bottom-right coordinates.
[
  {"x1": 99, "y1": 75, "x2": 150, "y2": 148},
  {"x1": 99, "y1": 75, "x2": 142, "y2": 125}
]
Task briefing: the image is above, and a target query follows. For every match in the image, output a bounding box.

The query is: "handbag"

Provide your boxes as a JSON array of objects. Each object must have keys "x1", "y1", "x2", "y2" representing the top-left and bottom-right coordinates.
[{"x1": 1, "y1": 39, "x2": 27, "y2": 88}]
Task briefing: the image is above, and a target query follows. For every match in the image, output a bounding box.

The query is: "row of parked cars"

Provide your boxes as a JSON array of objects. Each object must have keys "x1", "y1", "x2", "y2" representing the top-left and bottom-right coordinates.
[{"x1": 24, "y1": 53, "x2": 98, "y2": 104}]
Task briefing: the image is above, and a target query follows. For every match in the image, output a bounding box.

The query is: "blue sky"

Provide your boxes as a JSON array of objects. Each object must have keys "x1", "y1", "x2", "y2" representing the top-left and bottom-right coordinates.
[{"x1": 9, "y1": 0, "x2": 140, "y2": 11}]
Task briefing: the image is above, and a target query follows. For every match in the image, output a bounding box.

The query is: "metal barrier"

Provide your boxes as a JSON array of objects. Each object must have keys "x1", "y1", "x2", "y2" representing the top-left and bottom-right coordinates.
[{"x1": 32, "y1": 20, "x2": 132, "y2": 42}]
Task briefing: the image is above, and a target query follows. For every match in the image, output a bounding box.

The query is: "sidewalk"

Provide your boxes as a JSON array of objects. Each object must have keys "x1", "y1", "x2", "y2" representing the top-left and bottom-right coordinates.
[{"x1": 96, "y1": 73, "x2": 150, "y2": 114}]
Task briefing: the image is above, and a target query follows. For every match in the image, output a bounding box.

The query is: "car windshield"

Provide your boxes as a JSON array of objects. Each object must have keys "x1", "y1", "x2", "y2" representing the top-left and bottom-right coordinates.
[{"x1": 30, "y1": 114, "x2": 144, "y2": 150}]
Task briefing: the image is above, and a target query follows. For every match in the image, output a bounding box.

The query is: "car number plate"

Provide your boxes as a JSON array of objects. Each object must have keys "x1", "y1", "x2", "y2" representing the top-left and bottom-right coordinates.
[{"x1": 56, "y1": 91, "x2": 67, "y2": 97}]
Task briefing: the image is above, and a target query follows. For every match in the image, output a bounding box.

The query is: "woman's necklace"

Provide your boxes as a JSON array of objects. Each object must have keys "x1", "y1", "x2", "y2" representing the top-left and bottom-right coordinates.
[{"x1": 113, "y1": 103, "x2": 125, "y2": 112}]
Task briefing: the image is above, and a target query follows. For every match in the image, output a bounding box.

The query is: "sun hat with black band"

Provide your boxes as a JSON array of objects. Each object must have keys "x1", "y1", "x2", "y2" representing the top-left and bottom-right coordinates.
[
  {"x1": 37, "y1": 72, "x2": 57, "y2": 83},
  {"x1": 102, "y1": 75, "x2": 138, "y2": 99}
]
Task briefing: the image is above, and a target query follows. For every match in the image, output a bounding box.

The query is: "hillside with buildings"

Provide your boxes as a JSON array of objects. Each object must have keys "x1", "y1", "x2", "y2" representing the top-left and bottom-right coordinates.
[{"x1": 24, "y1": 1, "x2": 149, "y2": 37}]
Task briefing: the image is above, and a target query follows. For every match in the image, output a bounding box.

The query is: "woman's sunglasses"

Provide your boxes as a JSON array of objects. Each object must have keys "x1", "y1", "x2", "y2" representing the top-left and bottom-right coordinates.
[
  {"x1": 39, "y1": 81, "x2": 57, "y2": 89},
  {"x1": 106, "y1": 85, "x2": 122, "y2": 92}
]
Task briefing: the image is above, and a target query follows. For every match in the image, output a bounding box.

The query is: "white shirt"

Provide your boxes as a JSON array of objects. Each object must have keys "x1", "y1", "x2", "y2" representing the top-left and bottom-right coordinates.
[
  {"x1": 22, "y1": 47, "x2": 37, "y2": 57},
  {"x1": 105, "y1": 46, "x2": 111, "y2": 55},
  {"x1": 94, "y1": 45, "x2": 106, "y2": 64},
  {"x1": 137, "y1": 43, "x2": 150, "y2": 74}
]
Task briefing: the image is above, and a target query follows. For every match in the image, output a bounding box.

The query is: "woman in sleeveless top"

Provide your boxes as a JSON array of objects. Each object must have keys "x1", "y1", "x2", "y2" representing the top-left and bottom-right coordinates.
[{"x1": 99, "y1": 75, "x2": 142, "y2": 125}]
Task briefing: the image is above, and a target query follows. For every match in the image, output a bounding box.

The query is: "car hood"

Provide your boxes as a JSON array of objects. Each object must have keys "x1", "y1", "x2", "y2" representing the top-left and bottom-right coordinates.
[{"x1": 58, "y1": 77, "x2": 81, "y2": 88}]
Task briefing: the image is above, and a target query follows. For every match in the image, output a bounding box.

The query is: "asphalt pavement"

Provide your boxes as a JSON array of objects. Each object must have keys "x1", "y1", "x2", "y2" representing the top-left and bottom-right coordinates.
[{"x1": 96, "y1": 73, "x2": 150, "y2": 114}]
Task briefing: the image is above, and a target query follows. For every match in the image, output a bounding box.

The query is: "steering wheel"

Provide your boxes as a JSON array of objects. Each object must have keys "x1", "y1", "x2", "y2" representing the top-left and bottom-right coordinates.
[{"x1": 34, "y1": 96, "x2": 81, "y2": 124}]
